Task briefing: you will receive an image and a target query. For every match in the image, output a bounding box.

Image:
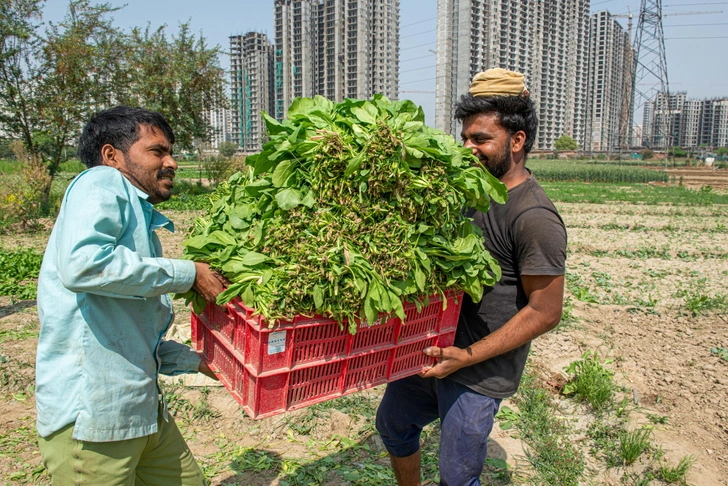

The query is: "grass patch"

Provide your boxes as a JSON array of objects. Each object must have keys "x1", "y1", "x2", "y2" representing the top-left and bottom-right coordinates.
[
  {"x1": 0, "y1": 248, "x2": 43, "y2": 301},
  {"x1": 58, "y1": 160, "x2": 86, "y2": 174},
  {"x1": 530, "y1": 160, "x2": 668, "y2": 184},
  {"x1": 512, "y1": 367, "x2": 585, "y2": 485},
  {"x1": 541, "y1": 181, "x2": 728, "y2": 205},
  {"x1": 619, "y1": 428, "x2": 652, "y2": 466},
  {"x1": 659, "y1": 454, "x2": 696, "y2": 484},
  {"x1": 562, "y1": 350, "x2": 615, "y2": 411}
]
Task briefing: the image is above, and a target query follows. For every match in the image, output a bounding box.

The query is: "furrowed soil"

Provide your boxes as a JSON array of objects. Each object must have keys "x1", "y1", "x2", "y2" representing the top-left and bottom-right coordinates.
[
  {"x1": 660, "y1": 165, "x2": 728, "y2": 192},
  {"x1": 1, "y1": 200, "x2": 727, "y2": 485}
]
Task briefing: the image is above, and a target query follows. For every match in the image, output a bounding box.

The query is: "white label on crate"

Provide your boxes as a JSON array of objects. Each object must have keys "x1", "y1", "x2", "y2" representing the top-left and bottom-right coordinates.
[{"x1": 267, "y1": 331, "x2": 287, "y2": 355}]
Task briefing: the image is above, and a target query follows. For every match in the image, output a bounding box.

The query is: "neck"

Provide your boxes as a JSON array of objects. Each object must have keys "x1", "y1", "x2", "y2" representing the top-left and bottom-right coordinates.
[{"x1": 499, "y1": 154, "x2": 530, "y2": 190}]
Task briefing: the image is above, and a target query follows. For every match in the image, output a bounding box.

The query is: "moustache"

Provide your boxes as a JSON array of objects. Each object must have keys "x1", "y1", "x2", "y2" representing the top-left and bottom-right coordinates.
[{"x1": 158, "y1": 168, "x2": 176, "y2": 180}]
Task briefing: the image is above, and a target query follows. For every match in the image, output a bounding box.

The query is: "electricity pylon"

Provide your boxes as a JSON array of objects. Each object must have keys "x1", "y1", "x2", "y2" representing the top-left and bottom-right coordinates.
[{"x1": 632, "y1": 0, "x2": 670, "y2": 150}]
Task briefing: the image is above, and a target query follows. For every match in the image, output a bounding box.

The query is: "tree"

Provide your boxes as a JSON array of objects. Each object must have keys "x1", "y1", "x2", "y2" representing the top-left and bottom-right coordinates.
[
  {"x1": 122, "y1": 22, "x2": 227, "y2": 153},
  {"x1": 716, "y1": 147, "x2": 728, "y2": 156},
  {"x1": 641, "y1": 148, "x2": 654, "y2": 160},
  {"x1": 554, "y1": 135, "x2": 578, "y2": 151},
  {"x1": 1, "y1": 0, "x2": 125, "y2": 205},
  {"x1": 0, "y1": 0, "x2": 45, "y2": 162},
  {"x1": 218, "y1": 141, "x2": 239, "y2": 158},
  {"x1": 670, "y1": 146, "x2": 687, "y2": 158},
  {"x1": 39, "y1": 1, "x2": 127, "y2": 180},
  {"x1": 0, "y1": 1, "x2": 227, "y2": 207}
]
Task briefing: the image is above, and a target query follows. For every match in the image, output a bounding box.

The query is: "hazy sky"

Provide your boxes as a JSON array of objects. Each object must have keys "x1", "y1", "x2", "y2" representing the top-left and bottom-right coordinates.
[{"x1": 42, "y1": 0, "x2": 728, "y2": 125}]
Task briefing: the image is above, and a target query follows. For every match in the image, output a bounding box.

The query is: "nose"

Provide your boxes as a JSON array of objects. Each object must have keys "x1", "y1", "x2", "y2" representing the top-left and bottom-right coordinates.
[
  {"x1": 164, "y1": 154, "x2": 178, "y2": 170},
  {"x1": 463, "y1": 139, "x2": 478, "y2": 154}
]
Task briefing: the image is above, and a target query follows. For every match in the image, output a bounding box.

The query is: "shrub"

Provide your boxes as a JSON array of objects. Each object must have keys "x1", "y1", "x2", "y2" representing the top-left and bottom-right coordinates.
[
  {"x1": 641, "y1": 148, "x2": 654, "y2": 160},
  {"x1": 202, "y1": 155, "x2": 247, "y2": 187},
  {"x1": 218, "y1": 141, "x2": 239, "y2": 158},
  {"x1": 554, "y1": 135, "x2": 578, "y2": 151},
  {"x1": 0, "y1": 142, "x2": 52, "y2": 231}
]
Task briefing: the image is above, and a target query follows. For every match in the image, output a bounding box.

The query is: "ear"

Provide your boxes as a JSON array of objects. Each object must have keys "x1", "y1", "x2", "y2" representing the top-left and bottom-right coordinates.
[
  {"x1": 100, "y1": 144, "x2": 122, "y2": 168},
  {"x1": 511, "y1": 130, "x2": 527, "y2": 154}
]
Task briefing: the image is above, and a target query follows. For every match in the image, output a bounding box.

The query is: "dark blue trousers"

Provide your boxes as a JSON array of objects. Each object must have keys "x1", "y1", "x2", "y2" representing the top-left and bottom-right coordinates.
[{"x1": 375, "y1": 375, "x2": 501, "y2": 486}]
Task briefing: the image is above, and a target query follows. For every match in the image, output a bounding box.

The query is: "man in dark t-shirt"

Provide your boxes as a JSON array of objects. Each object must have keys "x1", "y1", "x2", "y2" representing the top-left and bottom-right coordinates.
[{"x1": 376, "y1": 68, "x2": 567, "y2": 486}]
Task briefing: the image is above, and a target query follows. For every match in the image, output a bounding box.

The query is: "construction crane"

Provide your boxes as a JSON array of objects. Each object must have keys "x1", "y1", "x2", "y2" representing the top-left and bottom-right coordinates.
[{"x1": 399, "y1": 90, "x2": 435, "y2": 94}]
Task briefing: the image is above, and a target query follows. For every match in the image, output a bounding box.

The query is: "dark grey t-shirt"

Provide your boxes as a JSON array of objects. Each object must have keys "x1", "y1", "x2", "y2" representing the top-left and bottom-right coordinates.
[{"x1": 449, "y1": 173, "x2": 567, "y2": 398}]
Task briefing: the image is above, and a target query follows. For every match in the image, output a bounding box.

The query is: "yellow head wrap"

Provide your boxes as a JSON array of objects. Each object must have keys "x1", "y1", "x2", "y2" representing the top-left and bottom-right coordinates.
[{"x1": 469, "y1": 68, "x2": 527, "y2": 98}]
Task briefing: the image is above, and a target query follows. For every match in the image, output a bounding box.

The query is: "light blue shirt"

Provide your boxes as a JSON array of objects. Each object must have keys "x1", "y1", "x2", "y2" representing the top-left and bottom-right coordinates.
[{"x1": 36, "y1": 166, "x2": 199, "y2": 442}]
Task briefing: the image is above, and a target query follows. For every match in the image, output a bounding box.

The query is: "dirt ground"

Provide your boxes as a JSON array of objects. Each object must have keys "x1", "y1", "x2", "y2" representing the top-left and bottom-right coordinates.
[
  {"x1": 1, "y1": 199, "x2": 727, "y2": 485},
  {"x1": 658, "y1": 165, "x2": 728, "y2": 192}
]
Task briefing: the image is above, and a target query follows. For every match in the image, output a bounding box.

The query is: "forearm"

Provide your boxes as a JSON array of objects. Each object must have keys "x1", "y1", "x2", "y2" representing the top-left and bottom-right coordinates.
[{"x1": 463, "y1": 305, "x2": 561, "y2": 366}]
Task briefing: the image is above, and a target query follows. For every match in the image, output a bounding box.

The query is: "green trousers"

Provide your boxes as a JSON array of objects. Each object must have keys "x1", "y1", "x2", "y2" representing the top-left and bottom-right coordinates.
[{"x1": 37, "y1": 405, "x2": 205, "y2": 486}]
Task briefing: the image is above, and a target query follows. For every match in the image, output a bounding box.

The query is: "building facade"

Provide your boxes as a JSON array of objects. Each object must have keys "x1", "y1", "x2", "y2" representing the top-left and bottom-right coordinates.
[
  {"x1": 643, "y1": 93, "x2": 728, "y2": 149},
  {"x1": 230, "y1": 32, "x2": 275, "y2": 152},
  {"x1": 434, "y1": 0, "x2": 591, "y2": 150},
  {"x1": 586, "y1": 11, "x2": 634, "y2": 153},
  {"x1": 203, "y1": 106, "x2": 232, "y2": 149},
  {"x1": 274, "y1": 0, "x2": 399, "y2": 120}
]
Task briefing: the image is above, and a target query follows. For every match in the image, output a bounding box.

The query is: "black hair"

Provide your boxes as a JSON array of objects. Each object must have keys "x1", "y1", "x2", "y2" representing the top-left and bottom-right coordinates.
[
  {"x1": 454, "y1": 93, "x2": 538, "y2": 154},
  {"x1": 77, "y1": 106, "x2": 175, "y2": 168}
]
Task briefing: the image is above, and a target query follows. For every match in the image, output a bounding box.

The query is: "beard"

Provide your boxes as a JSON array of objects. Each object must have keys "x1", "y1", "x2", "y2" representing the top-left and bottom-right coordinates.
[
  {"x1": 121, "y1": 153, "x2": 175, "y2": 204},
  {"x1": 480, "y1": 135, "x2": 512, "y2": 179}
]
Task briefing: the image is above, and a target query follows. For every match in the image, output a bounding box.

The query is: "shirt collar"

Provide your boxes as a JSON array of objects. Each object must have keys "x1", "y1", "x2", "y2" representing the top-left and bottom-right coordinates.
[{"x1": 132, "y1": 185, "x2": 175, "y2": 233}]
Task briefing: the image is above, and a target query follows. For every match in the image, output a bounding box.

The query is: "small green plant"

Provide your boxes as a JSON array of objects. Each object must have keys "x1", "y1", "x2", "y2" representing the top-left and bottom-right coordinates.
[
  {"x1": 711, "y1": 347, "x2": 728, "y2": 362},
  {"x1": 495, "y1": 405, "x2": 520, "y2": 430},
  {"x1": 659, "y1": 454, "x2": 696, "y2": 484},
  {"x1": 681, "y1": 290, "x2": 727, "y2": 317},
  {"x1": 563, "y1": 350, "x2": 615, "y2": 411},
  {"x1": 484, "y1": 457, "x2": 511, "y2": 482},
  {"x1": 647, "y1": 413, "x2": 669, "y2": 425},
  {"x1": 619, "y1": 428, "x2": 652, "y2": 466},
  {"x1": 192, "y1": 386, "x2": 221, "y2": 421},
  {"x1": 230, "y1": 446, "x2": 279, "y2": 473},
  {"x1": 558, "y1": 296, "x2": 579, "y2": 328}
]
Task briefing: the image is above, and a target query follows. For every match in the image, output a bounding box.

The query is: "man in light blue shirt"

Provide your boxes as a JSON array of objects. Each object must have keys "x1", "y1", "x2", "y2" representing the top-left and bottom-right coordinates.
[{"x1": 36, "y1": 106, "x2": 225, "y2": 484}]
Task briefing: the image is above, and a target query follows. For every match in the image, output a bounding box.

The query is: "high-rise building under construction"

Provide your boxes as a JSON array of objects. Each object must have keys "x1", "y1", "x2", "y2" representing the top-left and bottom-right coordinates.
[
  {"x1": 434, "y1": 0, "x2": 591, "y2": 151},
  {"x1": 586, "y1": 10, "x2": 634, "y2": 153},
  {"x1": 273, "y1": 0, "x2": 400, "y2": 120},
  {"x1": 230, "y1": 32, "x2": 275, "y2": 152}
]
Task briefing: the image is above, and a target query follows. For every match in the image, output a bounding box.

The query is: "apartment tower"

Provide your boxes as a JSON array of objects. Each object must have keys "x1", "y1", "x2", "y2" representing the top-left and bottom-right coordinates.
[
  {"x1": 643, "y1": 93, "x2": 728, "y2": 149},
  {"x1": 435, "y1": 0, "x2": 590, "y2": 150},
  {"x1": 586, "y1": 11, "x2": 634, "y2": 153},
  {"x1": 274, "y1": 0, "x2": 400, "y2": 120},
  {"x1": 230, "y1": 32, "x2": 275, "y2": 152}
]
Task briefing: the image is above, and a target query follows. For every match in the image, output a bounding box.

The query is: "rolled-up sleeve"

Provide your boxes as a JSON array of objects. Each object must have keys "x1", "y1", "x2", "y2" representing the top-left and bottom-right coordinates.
[{"x1": 157, "y1": 340, "x2": 203, "y2": 375}]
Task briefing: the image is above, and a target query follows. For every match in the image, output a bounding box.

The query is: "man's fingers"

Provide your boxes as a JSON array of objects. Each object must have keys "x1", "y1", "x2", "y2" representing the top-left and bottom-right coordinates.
[{"x1": 423, "y1": 346, "x2": 441, "y2": 357}]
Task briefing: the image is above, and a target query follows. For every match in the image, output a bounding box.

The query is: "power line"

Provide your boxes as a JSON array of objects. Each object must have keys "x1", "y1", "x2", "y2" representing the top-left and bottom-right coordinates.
[
  {"x1": 664, "y1": 22, "x2": 728, "y2": 26},
  {"x1": 401, "y1": 17, "x2": 436, "y2": 29},
  {"x1": 400, "y1": 42, "x2": 436, "y2": 51},
  {"x1": 665, "y1": 36, "x2": 728, "y2": 38},
  {"x1": 400, "y1": 53, "x2": 435, "y2": 64},
  {"x1": 400, "y1": 28, "x2": 437, "y2": 40},
  {"x1": 400, "y1": 64, "x2": 436, "y2": 74},
  {"x1": 400, "y1": 77, "x2": 437, "y2": 86},
  {"x1": 664, "y1": 2, "x2": 728, "y2": 6}
]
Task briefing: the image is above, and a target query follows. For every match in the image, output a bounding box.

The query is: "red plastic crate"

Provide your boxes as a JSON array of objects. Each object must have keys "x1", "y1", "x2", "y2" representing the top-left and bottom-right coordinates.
[{"x1": 191, "y1": 290, "x2": 463, "y2": 419}]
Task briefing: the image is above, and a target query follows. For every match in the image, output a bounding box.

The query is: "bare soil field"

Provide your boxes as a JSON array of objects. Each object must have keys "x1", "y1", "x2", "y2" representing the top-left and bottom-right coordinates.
[
  {"x1": 1, "y1": 200, "x2": 726, "y2": 485},
  {"x1": 658, "y1": 166, "x2": 728, "y2": 192}
]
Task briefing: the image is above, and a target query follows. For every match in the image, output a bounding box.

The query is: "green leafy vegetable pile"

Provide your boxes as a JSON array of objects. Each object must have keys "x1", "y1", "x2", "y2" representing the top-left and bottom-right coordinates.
[{"x1": 181, "y1": 95, "x2": 506, "y2": 333}]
